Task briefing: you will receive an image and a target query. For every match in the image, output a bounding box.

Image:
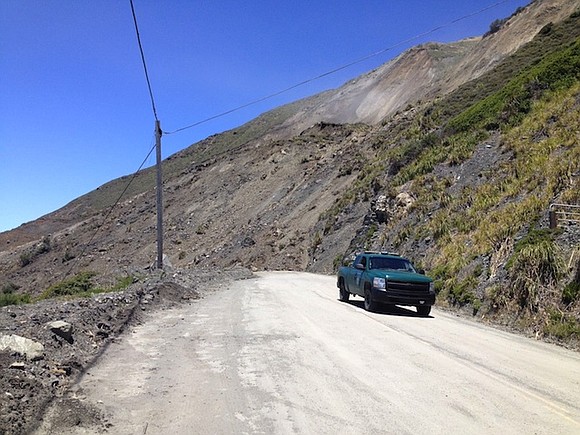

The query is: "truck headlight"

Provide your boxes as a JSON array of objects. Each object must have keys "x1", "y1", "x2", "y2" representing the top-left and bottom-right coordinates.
[
  {"x1": 373, "y1": 277, "x2": 386, "y2": 290},
  {"x1": 429, "y1": 282, "x2": 435, "y2": 293}
]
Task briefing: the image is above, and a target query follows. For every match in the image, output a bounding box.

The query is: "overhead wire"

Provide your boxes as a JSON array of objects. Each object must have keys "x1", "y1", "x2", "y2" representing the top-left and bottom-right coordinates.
[
  {"x1": 62, "y1": 140, "x2": 157, "y2": 281},
  {"x1": 165, "y1": 0, "x2": 514, "y2": 136},
  {"x1": 59, "y1": 0, "x2": 516, "y2": 281},
  {"x1": 60, "y1": 1, "x2": 161, "y2": 281},
  {"x1": 130, "y1": 0, "x2": 159, "y2": 121}
]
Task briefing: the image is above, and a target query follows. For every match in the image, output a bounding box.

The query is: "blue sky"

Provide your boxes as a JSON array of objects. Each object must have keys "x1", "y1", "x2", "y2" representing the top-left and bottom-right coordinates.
[{"x1": 0, "y1": 0, "x2": 531, "y2": 232}]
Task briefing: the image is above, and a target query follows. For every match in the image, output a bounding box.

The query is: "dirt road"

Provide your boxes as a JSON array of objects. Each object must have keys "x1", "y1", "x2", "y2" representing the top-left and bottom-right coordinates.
[{"x1": 37, "y1": 272, "x2": 580, "y2": 434}]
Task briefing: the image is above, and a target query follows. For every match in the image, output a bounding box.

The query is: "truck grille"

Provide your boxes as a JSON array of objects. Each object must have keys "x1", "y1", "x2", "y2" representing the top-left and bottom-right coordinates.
[{"x1": 387, "y1": 280, "x2": 430, "y2": 296}]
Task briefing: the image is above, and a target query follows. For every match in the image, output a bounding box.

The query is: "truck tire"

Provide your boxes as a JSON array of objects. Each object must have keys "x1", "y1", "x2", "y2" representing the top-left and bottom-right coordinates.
[
  {"x1": 416, "y1": 305, "x2": 431, "y2": 316},
  {"x1": 338, "y1": 280, "x2": 350, "y2": 302},
  {"x1": 364, "y1": 287, "x2": 377, "y2": 312}
]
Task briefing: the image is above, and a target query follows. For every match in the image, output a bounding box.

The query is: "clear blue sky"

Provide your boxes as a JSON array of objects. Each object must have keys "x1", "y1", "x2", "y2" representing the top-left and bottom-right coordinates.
[{"x1": 0, "y1": 0, "x2": 531, "y2": 232}]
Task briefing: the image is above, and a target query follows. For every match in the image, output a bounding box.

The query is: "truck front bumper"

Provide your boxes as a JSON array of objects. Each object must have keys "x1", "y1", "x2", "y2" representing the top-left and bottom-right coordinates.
[{"x1": 371, "y1": 287, "x2": 435, "y2": 307}]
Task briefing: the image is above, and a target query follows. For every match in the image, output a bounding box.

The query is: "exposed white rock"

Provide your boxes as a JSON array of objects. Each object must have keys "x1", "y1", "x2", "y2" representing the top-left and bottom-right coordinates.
[{"x1": 0, "y1": 334, "x2": 44, "y2": 361}]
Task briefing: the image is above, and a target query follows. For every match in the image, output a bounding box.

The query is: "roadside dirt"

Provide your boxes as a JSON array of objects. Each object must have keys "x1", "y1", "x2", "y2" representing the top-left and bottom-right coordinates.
[
  {"x1": 34, "y1": 272, "x2": 580, "y2": 434},
  {"x1": 0, "y1": 266, "x2": 252, "y2": 435}
]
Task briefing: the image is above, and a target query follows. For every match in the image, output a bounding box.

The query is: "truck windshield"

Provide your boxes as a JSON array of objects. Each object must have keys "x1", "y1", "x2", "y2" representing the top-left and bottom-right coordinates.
[{"x1": 369, "y1": 257, "x2": 415, "y2": 272}]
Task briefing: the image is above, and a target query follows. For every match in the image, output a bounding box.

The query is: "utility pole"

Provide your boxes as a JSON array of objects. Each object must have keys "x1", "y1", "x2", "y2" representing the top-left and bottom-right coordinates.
[{"x1": 155, "y1": 120, "x2": 163, "y2": 269}]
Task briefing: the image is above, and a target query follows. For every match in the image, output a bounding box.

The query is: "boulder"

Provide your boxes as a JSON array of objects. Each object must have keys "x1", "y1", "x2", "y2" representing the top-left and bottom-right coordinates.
[
  {"x1": 0, "y1": 334, "x2": 44, "y2": 361},
  {"x1": 47, "y1": 320, "x2": 74, "y2": 344},
  {"x1": 395, "y1": 192, "x2": 415, "y2": 209}
]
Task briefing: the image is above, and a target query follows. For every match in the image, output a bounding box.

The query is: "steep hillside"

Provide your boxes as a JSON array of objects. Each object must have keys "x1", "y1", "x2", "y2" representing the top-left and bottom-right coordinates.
[
  {"x1": 1, "y1": 0, "x2": 579, "y2": 348},
  {"x1": 267, "y1": 0, "x2": 580, "y2": 136},
  {"x1": 311, "y1": 8, "x2": 580, "y2": 345}
]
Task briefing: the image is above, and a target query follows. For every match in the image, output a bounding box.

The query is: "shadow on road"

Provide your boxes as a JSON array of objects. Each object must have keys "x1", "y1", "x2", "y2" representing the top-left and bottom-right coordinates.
[{"x1": 342, "y1": 299, "x2": 433, "y2": 318}]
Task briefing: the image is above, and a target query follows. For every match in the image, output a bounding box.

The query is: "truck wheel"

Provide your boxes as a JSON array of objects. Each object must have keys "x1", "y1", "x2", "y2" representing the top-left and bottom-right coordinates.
[
  {"x1": 338, "y1": 280, "x2": 350, "y2": 302},
  {"x1": 364, "y1": 289, "x2": 376, "y2": 312},
  {"x1": 416, "y1": 305, "x2": 431, "y2": 316}
]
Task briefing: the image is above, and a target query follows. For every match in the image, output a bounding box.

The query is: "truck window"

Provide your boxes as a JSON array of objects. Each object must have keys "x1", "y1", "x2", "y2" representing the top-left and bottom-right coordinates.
[
  {"x1": 369, "y1": 257, "x2": 415, "y2": 272},
  {"x1": 353, "y1": 255, "x2": 365, "y2": 269}
]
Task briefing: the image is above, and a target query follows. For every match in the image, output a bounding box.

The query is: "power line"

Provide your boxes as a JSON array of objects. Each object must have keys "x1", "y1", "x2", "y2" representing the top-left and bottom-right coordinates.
[
  {"x1": 62, "y1": 140, "x2": 157, "y2": 281},
  {"x1": 130, "y1": 0, "x2": 159, "y2": 121},
  {"x1": 129, "y1": 0, "x2": 164, "y2": 269},
  {"x1": 56, "y1": 0, "x2": 517, "y2": 280},
  {"x1": 165, "y1": 0, "x2": 514, "y2": 136}
]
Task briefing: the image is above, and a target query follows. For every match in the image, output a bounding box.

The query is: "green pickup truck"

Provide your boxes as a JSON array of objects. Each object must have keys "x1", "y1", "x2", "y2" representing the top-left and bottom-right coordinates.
[{"x1": 337, "y1": 252, "x2": 435, "y2": 316}]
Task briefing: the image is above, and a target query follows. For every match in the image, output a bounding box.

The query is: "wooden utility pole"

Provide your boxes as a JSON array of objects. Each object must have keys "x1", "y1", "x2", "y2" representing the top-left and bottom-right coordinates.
[{"x1": 155, "y1": 120, "x2": 163, "y2": 269}]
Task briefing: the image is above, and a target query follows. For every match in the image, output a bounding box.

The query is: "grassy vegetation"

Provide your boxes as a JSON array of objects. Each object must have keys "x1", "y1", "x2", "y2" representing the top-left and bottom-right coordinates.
[
  {"x1": 449, "y1": 276, "x2": 479, "y2": 306},
  {"x1": 323, "y1": 13, "x2": 580, "y2": 328},
  {"x1": 393, "y1": 130, "x2": 488, "y2": 186},
  {"x1": 562, "y1": 281, "x2": 580, "y2": 305},
  {"x1": 447, "y1": 37, "x2": 580, "y2": 134},
  {"x1": 39, "y1": 272, "x2": 136, "y2": 300},
  {"x1": 508, "y1": 230, "x2": 565, "y2": 311},
  {"x1": 0, "y1": 283, "x2": 30, "y2": 307},
  {"x1": 415, "y1": 69, "x2": 579, "y2": 301},
  {"x1": 543, "y1": 309, "x2": 580, "y2": 341},
  {"x1": 39, "y1": 271, "x2": 99, "y2": 299},
  {"x1": 438, "y1": 11, "x2": 580, "y2": 125},
  {"x1": 426, "y1": 83, "x2": 579, "y2": 308},
  {"x1": 377, "y1": 25, "x2": 580, "y2": 195}
]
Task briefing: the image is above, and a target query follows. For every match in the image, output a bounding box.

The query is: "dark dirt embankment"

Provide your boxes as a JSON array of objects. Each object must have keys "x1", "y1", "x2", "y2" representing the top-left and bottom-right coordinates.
[{"x1": 0, "y1": 266, "x2": 253, "y2": 435}]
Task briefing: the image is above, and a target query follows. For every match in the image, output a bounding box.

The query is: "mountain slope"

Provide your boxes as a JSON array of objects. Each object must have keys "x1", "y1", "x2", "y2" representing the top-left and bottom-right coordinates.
[
  {"x1": 1, "y1": 0, "x2": 579, "y2": 346},
  {"x1": 265, "y1": 0, "x2": 580, "y2": 137},
  {"x1": 1, "y1": 0, "x2": 575, "y2": 250}
]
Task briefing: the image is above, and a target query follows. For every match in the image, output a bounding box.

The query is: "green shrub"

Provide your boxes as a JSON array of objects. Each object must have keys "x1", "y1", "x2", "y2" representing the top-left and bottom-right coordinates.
[
  {"x1": 333, "y1": 254, "x2": 345, "y2": 272},
  {"x1": 1, "y1": 282, "x2": 19, "y2": 294},
  {"x1": 508, "y1": 230, "x2": 564, "y2": 310},
  {"x1": 472, "y1": 298, "x2": 482, "y2": 315},
  {"x1": 543, "y1": 309, "x2": 580, "y2": 340},
  {"x1": 449, "y1": 276, "x2": 478, "y2": 306},
  {"x1": 111, "y1": 275, "x2": 136, "y2": 291},
  {"x1": 562, "y1": 281, "x2": 580, "y2": 305},
  {"x1": 311, "y1": 231, "x2": 322, "y2": 252},
  {"x1": 486, "y1": 18, "x2": 507, "y2": 36},
  {"x1": 36, "y1": 236, "x2": 51, "y2": 254},
  {"x1": 485, "y1": 284, "x2": 508, "y2": 310},
  {"x1": 39, "y1": 272, "x2": 136, "y2": 301},
  {"x1": 0, "y1": 292, "x2": 31, "y2": 307},
  {"x1": 62, "y1": 249, "x2": 75, "y2": 263},
  {"x1": 19, "y1": 252, "x2": 33, "y2": 267},
  {"x1": 430, "y1": 211, "x2": 451, "y2": 241},
  {"x1": 40, "y1": 271, "x2": 98, "y2": 299},
  {"x1": 0, "y1": 283, "x2": 30, "y2": 307},
  {"x1": 365, "y1": 224, "x2": 378, "y2": 242}
]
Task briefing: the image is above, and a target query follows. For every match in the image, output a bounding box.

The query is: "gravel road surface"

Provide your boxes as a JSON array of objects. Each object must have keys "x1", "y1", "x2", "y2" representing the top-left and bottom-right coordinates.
[{"x1": 37, "y1": 272, "x2": 580, "y2": 434}]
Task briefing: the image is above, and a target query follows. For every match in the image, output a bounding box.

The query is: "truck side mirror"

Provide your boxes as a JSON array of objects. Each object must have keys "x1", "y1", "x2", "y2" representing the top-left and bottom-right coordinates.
[
  {"x1": 417, "y1": 269, "x2": 425, "y2": 275},
  {"x1": 355, "y1": 263, "x2": 365, "y2": 270}
]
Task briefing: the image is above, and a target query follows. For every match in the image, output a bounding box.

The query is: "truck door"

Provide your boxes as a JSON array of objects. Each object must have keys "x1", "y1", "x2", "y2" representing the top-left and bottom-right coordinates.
[{"x1": 348, "y1": 254, "x2": 365, "y2": 295}]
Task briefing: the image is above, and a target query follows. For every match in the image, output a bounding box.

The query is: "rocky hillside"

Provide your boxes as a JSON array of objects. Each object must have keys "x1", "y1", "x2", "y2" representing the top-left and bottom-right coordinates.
[{"x1": 1, "y1": 0, "x2": 579, "y2": 346}]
